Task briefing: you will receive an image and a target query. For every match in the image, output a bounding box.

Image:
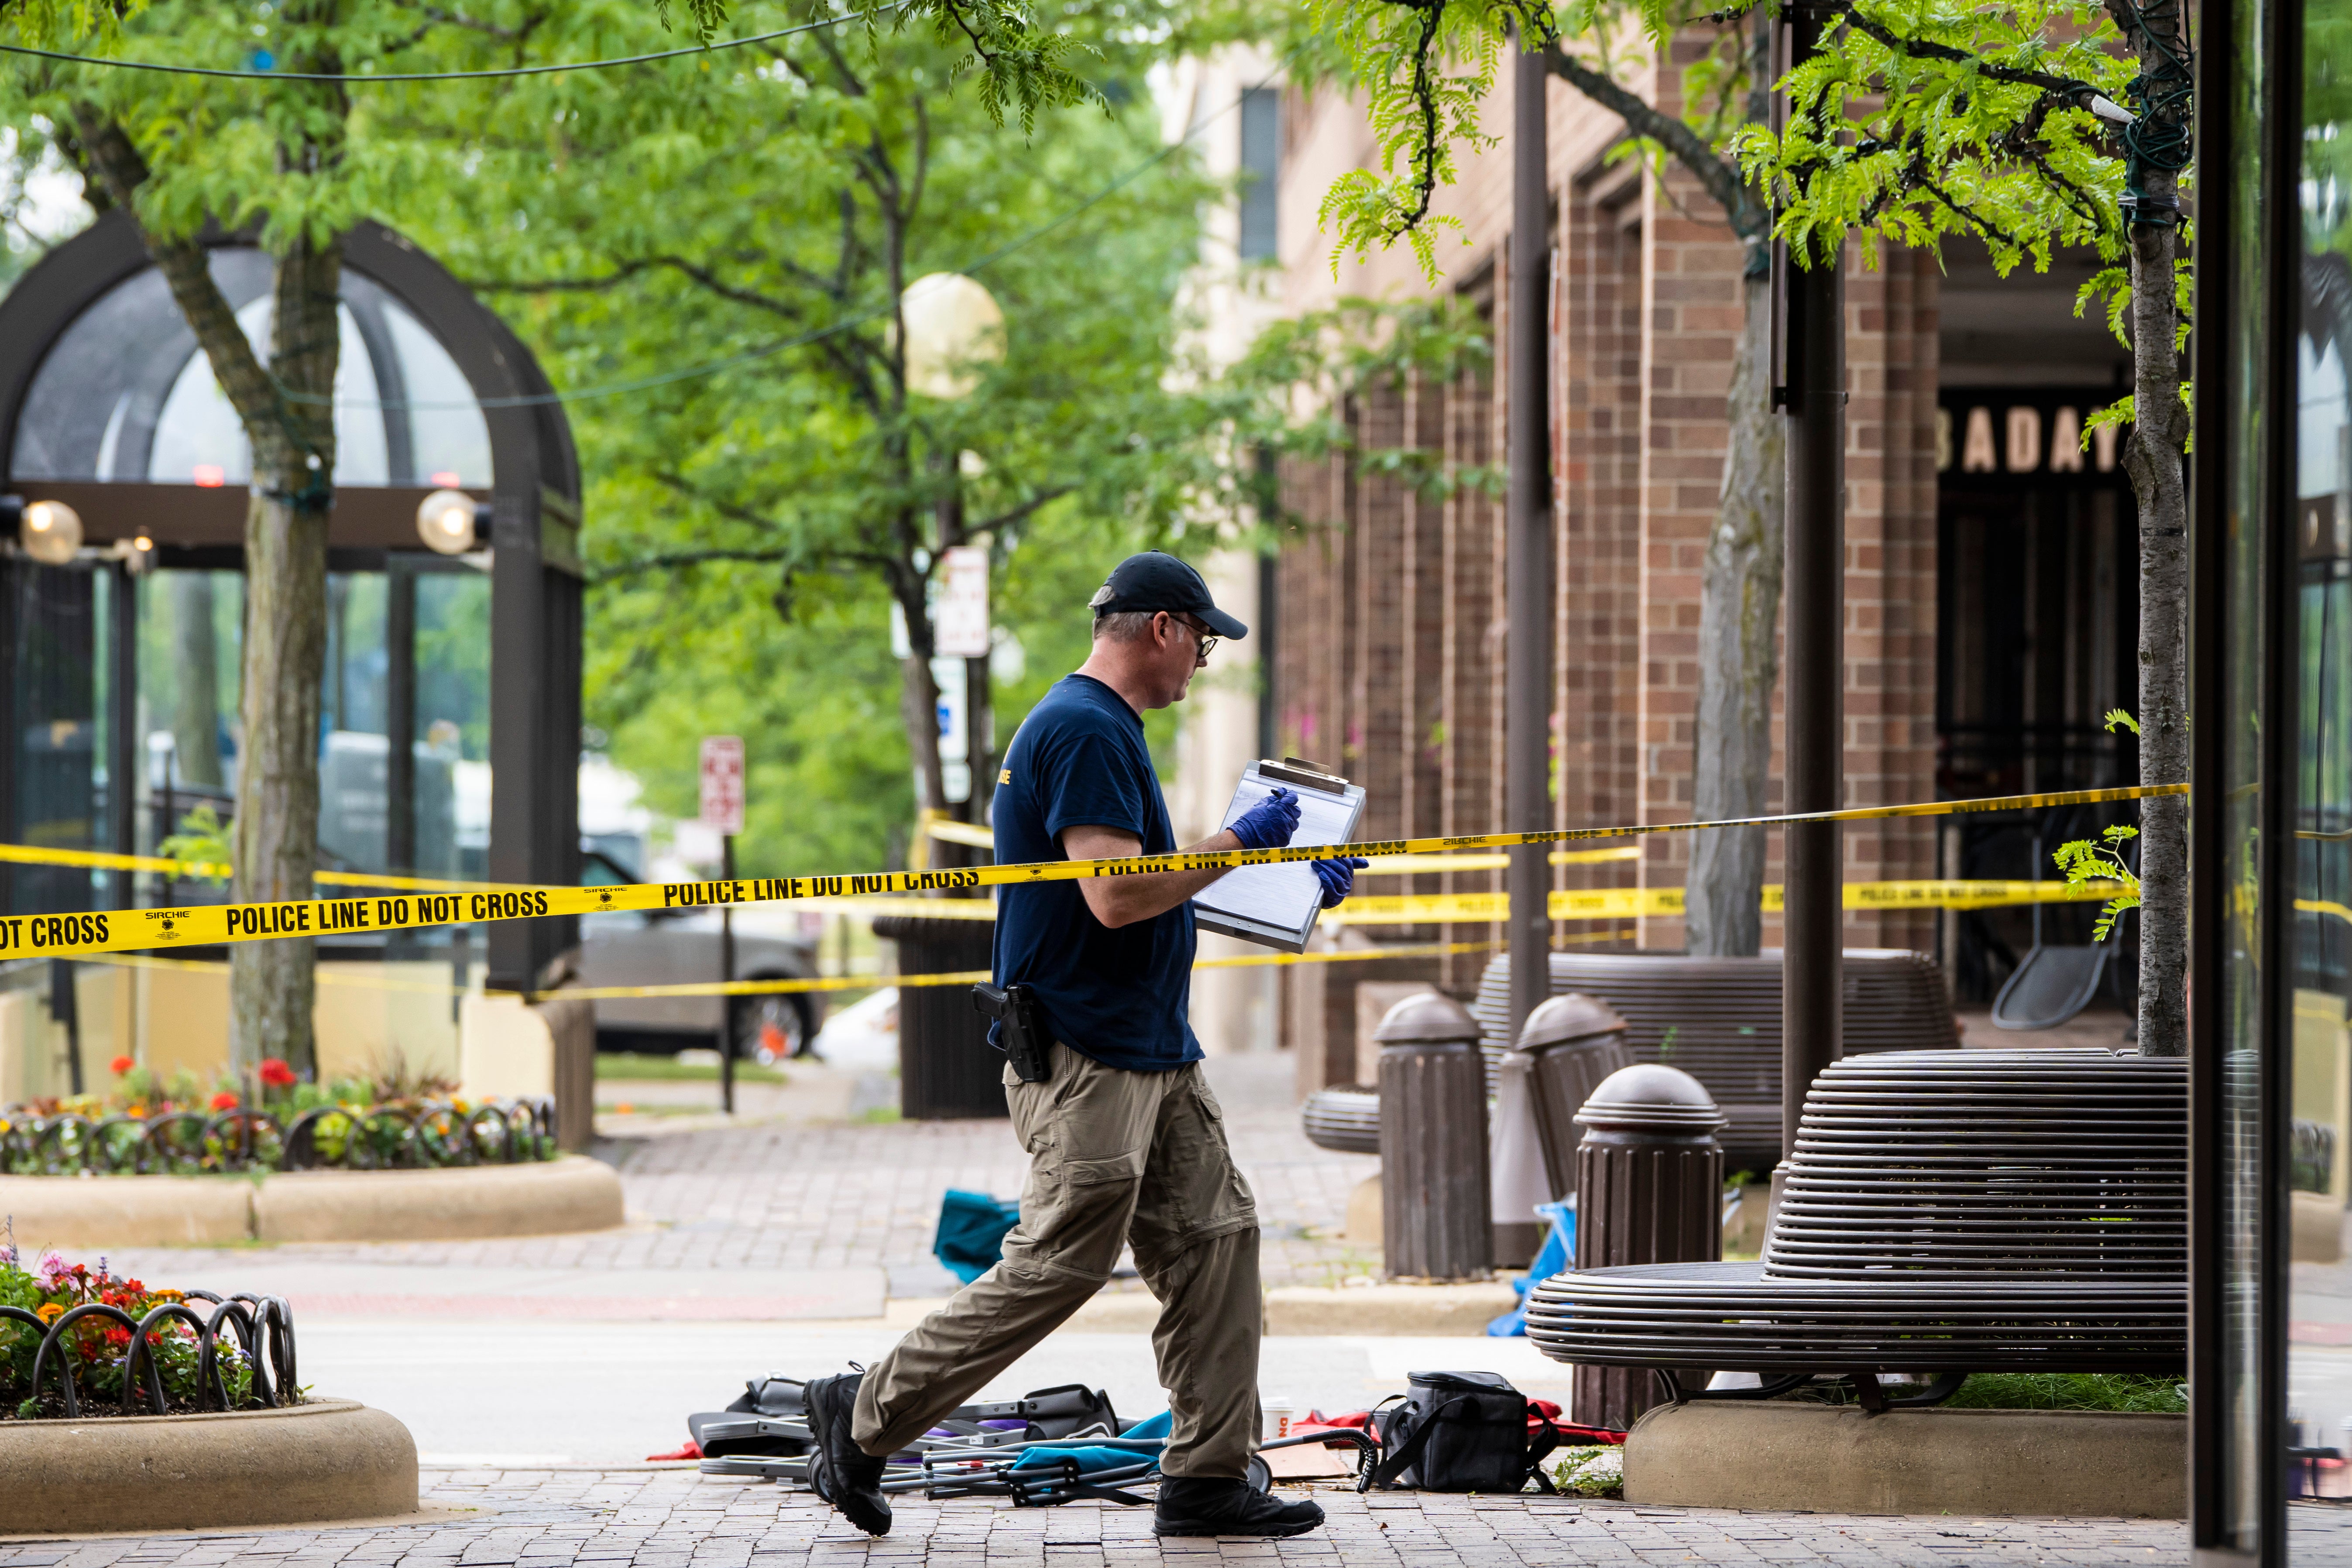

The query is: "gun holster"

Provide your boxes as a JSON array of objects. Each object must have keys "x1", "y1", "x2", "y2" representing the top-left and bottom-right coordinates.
[{"x1": 972, "y1": 982, "x2": 1054, "y2": 1083}]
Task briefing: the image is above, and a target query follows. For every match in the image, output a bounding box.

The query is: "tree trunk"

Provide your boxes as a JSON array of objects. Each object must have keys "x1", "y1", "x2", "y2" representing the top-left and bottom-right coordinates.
[
  {"x1": 899, "y1": 572, "x2": 948, "y2": 828},
  {"x1": 1686, "y1": 269, "x2": 1786, "y2": 956},
  {"x1": 2105, "y1": 14, "x2": 2191, "y2": 1057},
  {"x1": 230, "y1": 233, "x2": 342, "y2": 1075},
  {"x1": 171, "y1": 573, "x2": 223, "y2": 789},
  {"x1": 66, "y1": 107, "x2": 342, "y2": 1074},
  {"x1": 2125, "y1": 209, "x2": 2189, "y2": 1057}
]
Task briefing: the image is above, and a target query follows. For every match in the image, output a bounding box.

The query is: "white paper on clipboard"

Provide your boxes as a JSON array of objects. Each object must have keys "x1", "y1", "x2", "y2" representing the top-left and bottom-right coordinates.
[{"x1": 1191, "y1": 762, "x2": 1363, "y2": 951}]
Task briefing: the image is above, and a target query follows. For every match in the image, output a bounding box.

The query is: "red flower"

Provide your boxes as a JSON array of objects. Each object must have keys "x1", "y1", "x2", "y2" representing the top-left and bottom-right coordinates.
[
  {"x1": 209, "y1": 1091, "x2": 239, "y2": 1112},
  {"x1": 258, "y1": 1059, "x2": 298, "y2": 1089},
  {"x1": 109, "y1": 1055, "x2": 134, "y2": 1076}
]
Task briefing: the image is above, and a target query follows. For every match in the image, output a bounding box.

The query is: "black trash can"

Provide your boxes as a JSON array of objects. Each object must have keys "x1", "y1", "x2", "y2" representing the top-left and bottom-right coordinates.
[
  {"x1": 873, "y1": 913, "x2": 1006, "y2": 1120},
  {"x1": 1518, "y1": 993, "x2": 1632, "y2": 1198},
  {"x1": 1570, "y1": 1063, "x2": 1724, "y2": 1430},
  {"x1": 1376, "y1": 992, "x2": 1491, "y2": 1280}
]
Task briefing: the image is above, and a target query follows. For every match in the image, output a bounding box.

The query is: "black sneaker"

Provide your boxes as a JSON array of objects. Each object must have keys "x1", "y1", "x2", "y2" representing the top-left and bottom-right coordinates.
[
  {"x1": 803, "y1": 1371, "x2": 891, "y2": 1536},
  {"x1": 1153, "y1": 1475, "x2": 1326, "y2": 1538}
]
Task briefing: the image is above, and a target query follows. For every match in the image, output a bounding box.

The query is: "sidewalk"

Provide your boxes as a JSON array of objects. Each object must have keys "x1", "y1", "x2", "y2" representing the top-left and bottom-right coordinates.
[
  {"x1": 113, "y1": 1053, "x2": 1381, "y2": 1297},
  {"x1": 0, "y1": 1468, "x2": 2191, "y2": 1565}
]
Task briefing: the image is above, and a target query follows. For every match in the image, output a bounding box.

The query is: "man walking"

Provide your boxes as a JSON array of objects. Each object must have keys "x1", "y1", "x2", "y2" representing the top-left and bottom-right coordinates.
[{"x1": 801, "y1": 552, "x2": 1363, "y2": 1540}]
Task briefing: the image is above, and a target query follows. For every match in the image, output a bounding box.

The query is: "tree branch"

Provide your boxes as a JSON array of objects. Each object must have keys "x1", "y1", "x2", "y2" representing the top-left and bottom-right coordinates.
[
  {"x1": 593, "y1": 546, "x2": 798, "y2": 583},
  {"x1": 1838, "y1": 4, "x2": 2092, "y2": 96},
  {"x1": 68, "y1": 107, "x2": 310, "y2": 466},
  {"x1": 970, "y1": 484, "x2": 1075, "y2": 536},
  {"x1": 1544, "y1": 41, "x2": 1765, "y2": 240}
]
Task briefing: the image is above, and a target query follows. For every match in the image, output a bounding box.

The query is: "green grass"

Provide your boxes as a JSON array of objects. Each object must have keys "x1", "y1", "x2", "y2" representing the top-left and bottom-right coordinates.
[
  {"x1": 1940, "y1": 1374, "x2": 2185, "y2": 1413},
  {"x1": 594, "y1": 1053, "x2": 786, "y2": 1084},
  {"x1": 1782, "y1": 1373, "x2": 2185, "y2": 1413}
]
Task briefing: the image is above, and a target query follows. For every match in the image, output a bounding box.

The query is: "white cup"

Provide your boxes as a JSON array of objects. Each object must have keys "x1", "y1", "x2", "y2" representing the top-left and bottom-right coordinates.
[{"x1": 1262, "y1": 1395, "x2": 1295, "y2": 1443}]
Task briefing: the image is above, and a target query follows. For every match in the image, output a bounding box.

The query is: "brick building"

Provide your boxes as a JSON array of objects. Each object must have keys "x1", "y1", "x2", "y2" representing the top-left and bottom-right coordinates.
[{"x1": 1163, "y1": 50, "x2": 2139, "y2": 1067}]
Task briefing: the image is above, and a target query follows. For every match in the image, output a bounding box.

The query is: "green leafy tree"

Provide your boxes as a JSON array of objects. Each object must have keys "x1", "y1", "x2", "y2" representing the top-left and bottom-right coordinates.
[
  {"x1": 385, "y1": 9, "x2": 1496, "y2": 861},
  {"x1": 0, "y1": 0, "x2": 406, "y2": 1073},
  {"x1": 386, "y1": 15, "x2": 1264, "y2": 826},
  {"x1": 1262, "y1": 0, "x2": 1787, "y2": 950},
  {"x1": 1729, "y1": 0, "x2": 2193, "y2": 1055},
  {"x1": 1228, "y1": 0, "x2": 2191, "y2": 1021}
]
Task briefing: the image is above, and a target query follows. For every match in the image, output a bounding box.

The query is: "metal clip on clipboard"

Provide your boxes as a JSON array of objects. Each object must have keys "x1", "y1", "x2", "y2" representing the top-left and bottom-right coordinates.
[{"x1": 1189, "y1": 757, "x2": 1366, "y2": 953}]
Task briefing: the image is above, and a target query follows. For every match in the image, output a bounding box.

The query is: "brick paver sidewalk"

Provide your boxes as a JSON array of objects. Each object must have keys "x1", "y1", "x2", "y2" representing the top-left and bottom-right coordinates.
[
  {"x1": 0, "y1": 1469, "x2": 2191, "y2": 1567},
  {"x1": 243, "y1": 1056, "x2": 1380, "y2": 1290}
]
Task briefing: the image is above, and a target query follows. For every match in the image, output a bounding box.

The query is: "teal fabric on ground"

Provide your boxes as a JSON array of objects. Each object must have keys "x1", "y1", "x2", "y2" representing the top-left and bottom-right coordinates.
[
  {"x1": 933, "y1": 1189, "x2": 1023, "y2": 1284},
  {"x1": 1009, "y1": 1444, "x2": 1158, "y2": 1474},
  {"x1": 1005, "y1": 1413, "x2": 1173, "y2": 1474}
]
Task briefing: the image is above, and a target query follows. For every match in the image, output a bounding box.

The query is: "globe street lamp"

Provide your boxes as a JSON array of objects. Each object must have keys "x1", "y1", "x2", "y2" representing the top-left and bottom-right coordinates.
[{"x1": 899, "y1": 272, "x2": 1006, "y2": 399}]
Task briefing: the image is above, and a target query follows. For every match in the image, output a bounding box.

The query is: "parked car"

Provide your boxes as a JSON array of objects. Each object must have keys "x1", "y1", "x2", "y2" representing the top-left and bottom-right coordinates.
[{"x1": 576, "y1": 849, "x2": 825, "y2": 1062}]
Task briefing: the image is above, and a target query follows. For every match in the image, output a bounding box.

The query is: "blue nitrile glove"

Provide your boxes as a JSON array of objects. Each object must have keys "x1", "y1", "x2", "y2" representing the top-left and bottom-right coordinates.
[
  {"x1": 1315, "y1": 856, "x2": 1370, "y2": 909},
  {"x1": 1230, "y1": 787, "x2": 1302, "y2": 850}
]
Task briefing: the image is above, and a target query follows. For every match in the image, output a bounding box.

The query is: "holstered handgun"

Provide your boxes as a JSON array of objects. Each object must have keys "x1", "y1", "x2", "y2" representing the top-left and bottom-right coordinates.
[{"x1": 972, "y1": 982, "x2": 1054, "y2": 1083}]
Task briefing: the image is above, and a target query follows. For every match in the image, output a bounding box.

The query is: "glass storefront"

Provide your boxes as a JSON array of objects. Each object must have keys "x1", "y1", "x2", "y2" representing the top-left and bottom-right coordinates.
[{"x1": 2204, "y1": 0, "x2": 2352, "y2": 1552}]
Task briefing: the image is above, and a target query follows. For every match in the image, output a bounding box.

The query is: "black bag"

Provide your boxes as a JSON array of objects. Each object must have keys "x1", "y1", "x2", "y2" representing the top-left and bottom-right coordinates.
[{"x1": 1358, "y1": 1371, "x2": 1559, "y2": 1494}]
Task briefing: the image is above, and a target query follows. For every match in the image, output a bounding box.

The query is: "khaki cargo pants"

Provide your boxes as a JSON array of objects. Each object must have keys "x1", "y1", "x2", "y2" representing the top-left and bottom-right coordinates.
[{"x1": 852, "y1": 1041, "x2": 1263, "y2": 1478}]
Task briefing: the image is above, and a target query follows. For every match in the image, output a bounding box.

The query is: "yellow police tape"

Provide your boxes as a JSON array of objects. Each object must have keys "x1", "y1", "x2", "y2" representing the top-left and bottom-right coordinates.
[
  {"x1": 0, "y1": 781, "x2": 2181, "y2": 963},
  {"x1": 1325, "y1": 879, "x2": 2134, "y2": 925}
]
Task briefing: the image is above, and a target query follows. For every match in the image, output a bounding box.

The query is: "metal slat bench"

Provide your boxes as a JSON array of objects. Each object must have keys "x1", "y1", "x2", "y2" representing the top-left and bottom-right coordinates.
[
  {"x1": 1473, "y1": 951, "x2": 1959, "y2": 1167},
  {"x1": 1300, "y1": 1088, "x2": 1380, "y2": 1155},
  {"x1": 1523, "y1": 1049, "x2": 2185, "y2": 1409}
]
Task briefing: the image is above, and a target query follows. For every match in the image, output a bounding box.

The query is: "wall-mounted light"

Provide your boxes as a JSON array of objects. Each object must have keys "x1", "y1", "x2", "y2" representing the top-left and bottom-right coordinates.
[
  {"x1": 416, "y1": 488, "x2": 489, "y2": 556},
  {"x1": 13, "y1": 498, "x2": 84, "y2": 565}
]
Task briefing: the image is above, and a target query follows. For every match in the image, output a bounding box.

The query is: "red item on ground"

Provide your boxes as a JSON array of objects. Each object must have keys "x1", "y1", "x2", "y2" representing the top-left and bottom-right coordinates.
[
  {"x1": 646, "y1": 1440, "x2": 702, "y2": 1462},
  {"x1": 1299, "y1": 1403, "x2": 1622, "y2": 1448},
  {"x1": 1525, "y1": 1397, "x2": 1624, "y2": 1445}
]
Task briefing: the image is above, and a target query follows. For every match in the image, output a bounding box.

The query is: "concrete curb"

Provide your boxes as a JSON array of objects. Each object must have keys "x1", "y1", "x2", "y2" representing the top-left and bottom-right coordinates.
[
  {"x1": 1623, "y1": 1400, "x2": 2187, "y2": 1517},
  {"x1": 0, "y1": 1173, "x2": 252, "y2": 1247},
  {"x1": 0, "y1": 1397, "x2": 419, "y2": 1534},
  {"x1": 0, "y1": 1156, "x2": 625, "y2": 1248},
  {"x1": 253, "y1": 1157, "x2": 626, "y2": 1242}
]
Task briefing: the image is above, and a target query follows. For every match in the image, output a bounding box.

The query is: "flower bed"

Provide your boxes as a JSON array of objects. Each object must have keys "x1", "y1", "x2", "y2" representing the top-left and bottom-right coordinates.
[
  {"x1": 0, "y1": 1243, "x2": 297, "y2": 1420},
  {"x1": 2, "y1": 1060, "x2": 556, "y2": 1175}
]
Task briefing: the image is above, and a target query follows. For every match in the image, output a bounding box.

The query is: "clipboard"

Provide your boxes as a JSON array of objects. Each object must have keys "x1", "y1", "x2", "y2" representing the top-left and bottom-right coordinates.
[{"x1": 1191, "y1": 757, "x2": 1366, "y2": 953}]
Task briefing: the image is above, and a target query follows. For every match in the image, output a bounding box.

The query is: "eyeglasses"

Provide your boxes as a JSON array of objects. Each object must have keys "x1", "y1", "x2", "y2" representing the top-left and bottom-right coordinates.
[{"x1": 1171, "y1": 614, "x2": 1218, "y2": 664}]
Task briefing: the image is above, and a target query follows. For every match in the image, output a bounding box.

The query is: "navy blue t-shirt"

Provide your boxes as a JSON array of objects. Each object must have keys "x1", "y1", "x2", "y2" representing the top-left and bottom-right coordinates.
[{"x1": 989, "y1": 674, "x2": 1199, "y2": 1071}]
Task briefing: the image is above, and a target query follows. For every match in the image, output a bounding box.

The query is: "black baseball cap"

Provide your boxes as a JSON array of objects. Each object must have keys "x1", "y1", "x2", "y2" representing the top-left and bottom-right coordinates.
[{"x1": 1088, "y1": 551, "x2": 1248, "y2": 639}]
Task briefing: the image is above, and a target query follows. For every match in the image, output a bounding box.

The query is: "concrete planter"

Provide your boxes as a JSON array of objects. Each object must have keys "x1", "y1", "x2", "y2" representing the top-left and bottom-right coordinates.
[
  {"x1": 0, "y1": 1154, "x2": 625, "y2": 1248},
  {"x1": 0, "y1": 1397, "x2": 417, "y2": 1533},
  {"x1": 1624, "y1": 1400, "x2": 2186, "y2": 1517}
]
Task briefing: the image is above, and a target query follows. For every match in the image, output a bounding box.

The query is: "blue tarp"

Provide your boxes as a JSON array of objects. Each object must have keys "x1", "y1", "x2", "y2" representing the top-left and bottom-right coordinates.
[
  {"x1": 933, "y1": 1189, "x2": 1022, "y2": 1284},
  {"x1": 1487, "y1": 1199, "x2": 1576, "y2": 1337}
]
